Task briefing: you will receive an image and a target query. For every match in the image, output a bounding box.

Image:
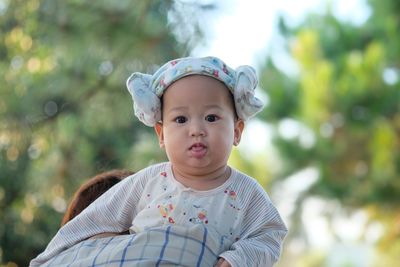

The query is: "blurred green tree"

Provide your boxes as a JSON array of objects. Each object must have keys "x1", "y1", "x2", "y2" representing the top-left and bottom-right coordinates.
[
  {"x1": 259, "y1": 0, "x2": 399, "y2": 265},
  {"x1": 0, "y1": 0, "x2": 209, "y2": 265}
]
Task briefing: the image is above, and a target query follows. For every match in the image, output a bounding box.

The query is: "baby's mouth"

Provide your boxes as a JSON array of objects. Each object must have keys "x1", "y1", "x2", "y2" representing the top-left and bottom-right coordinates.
[
  {"x1": 189, "y1": 143, "x2": 207, "y2": 150},
  {"x1": 189, "y1": 143, "x2": 207, "y2": 158}
]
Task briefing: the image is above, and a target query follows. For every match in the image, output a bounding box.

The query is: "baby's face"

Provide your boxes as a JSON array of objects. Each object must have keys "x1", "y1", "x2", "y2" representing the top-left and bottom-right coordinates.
[{"x1": 155, "y1": 75, "x2": 244, "y2": 177}]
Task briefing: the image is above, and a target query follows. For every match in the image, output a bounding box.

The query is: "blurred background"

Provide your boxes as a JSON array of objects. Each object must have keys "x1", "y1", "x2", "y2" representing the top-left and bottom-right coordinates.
[{"x1": 0, "y1": 0, "x2": 399, "y2": 266}]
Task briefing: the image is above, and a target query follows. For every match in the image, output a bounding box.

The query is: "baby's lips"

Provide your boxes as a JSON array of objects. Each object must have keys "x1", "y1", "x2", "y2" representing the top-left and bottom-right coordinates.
[{"x1": 189, "y1": 142, "x2": 207, "y2": 150}]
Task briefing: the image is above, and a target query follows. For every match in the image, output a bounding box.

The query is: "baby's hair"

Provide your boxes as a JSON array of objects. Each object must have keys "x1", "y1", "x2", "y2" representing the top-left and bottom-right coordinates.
[{"x1": 61, "y1": 169, "x2": 134, "y2": 226}]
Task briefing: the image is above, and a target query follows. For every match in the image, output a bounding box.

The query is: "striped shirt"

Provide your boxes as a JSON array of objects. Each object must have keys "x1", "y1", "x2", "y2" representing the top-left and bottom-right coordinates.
[{"x1": 30, "y1": 162, "x2": 287, "y2": 267}]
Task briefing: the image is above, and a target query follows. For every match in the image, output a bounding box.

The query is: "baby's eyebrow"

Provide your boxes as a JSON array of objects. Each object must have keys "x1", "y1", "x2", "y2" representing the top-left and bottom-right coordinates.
[
  {"x1": 166, "y1": 105, "x2": 223, "y2": 114},
  {"x1": 164, "y1": 107, "x2": 189, "y2": 117},
  {"x1": 166, "y1": 106, "x2": 188, "y2": 113},
  {"x1": 204, "y1": 104, "x2": 223, "y2": 109}
]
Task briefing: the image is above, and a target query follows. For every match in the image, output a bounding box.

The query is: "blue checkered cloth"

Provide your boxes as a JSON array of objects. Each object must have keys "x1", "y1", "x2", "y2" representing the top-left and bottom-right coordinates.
[{"x1": 42, "y1": 225, "x2": 220, "y2": 267}]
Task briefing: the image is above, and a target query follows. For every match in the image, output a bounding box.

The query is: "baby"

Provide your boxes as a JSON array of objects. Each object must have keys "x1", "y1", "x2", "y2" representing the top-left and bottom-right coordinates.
[{"x1": 30, "y1": 56, "x2": 287, "y2": 267}]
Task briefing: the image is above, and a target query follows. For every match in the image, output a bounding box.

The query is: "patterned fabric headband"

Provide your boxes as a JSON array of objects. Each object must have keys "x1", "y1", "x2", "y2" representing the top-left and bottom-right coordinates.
[{"x1": 126, "y1": 56, "x2": 264, "y2": 126}]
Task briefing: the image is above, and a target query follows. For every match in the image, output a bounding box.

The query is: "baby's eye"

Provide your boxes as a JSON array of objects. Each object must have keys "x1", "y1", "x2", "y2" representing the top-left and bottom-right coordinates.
[
  {"x1": 205, "y1": 114, "x2": 218, "y2": 122},
  {"x1": 174, "y1": 116, "x2": 187, "y2": 124}
]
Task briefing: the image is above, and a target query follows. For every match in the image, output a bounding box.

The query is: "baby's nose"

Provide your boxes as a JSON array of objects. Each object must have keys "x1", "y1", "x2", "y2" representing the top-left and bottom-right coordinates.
[{"x1": 189, "y1": 121, "x2": 206, "y2": 137}]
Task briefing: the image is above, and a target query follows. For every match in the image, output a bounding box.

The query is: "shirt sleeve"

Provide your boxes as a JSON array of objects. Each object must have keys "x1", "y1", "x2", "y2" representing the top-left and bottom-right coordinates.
[
  {"x1": 219, "y1": 186, "x2": 288, "y2": 267},
  {"x1": 29, "y1": 171, "x2": 147, "y2": 267}
]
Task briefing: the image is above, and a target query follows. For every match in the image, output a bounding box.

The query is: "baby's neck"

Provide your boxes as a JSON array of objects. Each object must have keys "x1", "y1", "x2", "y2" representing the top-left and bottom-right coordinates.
[{"x1": 171, "y1": 165, "x2": 231, "y2": 191}]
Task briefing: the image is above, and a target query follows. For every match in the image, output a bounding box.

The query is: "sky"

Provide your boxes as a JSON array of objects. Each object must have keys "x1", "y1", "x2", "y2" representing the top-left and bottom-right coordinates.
[{"x1": 192, "y1": 0, "x2": 371, "y2": 68}]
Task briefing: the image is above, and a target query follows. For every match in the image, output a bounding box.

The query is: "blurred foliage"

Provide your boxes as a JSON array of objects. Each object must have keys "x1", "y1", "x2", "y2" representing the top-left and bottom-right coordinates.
[
  {"x1": 0, "y1": 0, "x2": 213, "y2": 265},
  {"x1": 260, "y1": 0, "x2": 400, "y2": 265}
]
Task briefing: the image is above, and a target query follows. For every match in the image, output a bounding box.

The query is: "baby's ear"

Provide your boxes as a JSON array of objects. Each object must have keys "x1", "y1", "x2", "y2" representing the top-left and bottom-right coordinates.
[
  {"x1": 233, "y1": 119, "x2": 245, "y2": 146},
  {"x1": 154, "y1": 122, "x2": 165, "y2": 148}
]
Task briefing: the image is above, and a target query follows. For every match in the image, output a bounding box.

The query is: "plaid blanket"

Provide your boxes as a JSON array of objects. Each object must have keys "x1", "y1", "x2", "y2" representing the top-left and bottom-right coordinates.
[{"x1": 43, "y1": 225, "x2": 221, "y2": 267}]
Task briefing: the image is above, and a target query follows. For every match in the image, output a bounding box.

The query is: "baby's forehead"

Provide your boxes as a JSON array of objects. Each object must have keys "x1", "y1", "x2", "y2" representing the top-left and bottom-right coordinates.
[{"x1": 165, "y1": 74, "x2": 230, "y2": 90}]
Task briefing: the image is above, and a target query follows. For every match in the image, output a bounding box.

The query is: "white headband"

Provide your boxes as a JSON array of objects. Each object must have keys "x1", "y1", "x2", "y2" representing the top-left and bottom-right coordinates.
[{"x1": 126, "y1": 56, "x2": 264, "y2": 126}]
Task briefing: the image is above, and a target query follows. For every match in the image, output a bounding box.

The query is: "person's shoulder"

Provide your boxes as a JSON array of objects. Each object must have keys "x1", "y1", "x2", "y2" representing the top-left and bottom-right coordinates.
[
  {"x1": 230, "y1": 167, "x2": 261, "y2": 187},
  {"x1": 118, "y1": 162, "x2": 169, "y2": 192},
  {"x1": 131, "y1": 162, "x2": 170, "y2": 180},
  {"x1": 142, "y1": 161, "x2": 169, "y2": 174},
  {"x1": 230, "y1": 167, "x2": 271, "y2": 198}
]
